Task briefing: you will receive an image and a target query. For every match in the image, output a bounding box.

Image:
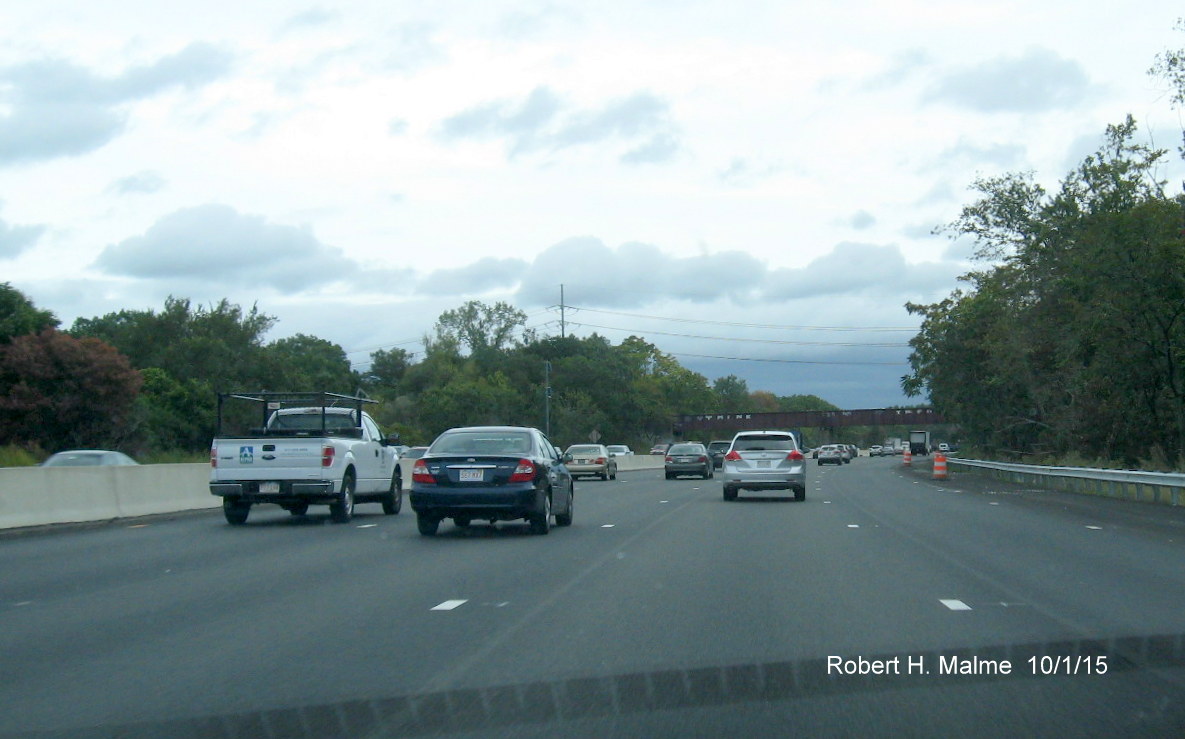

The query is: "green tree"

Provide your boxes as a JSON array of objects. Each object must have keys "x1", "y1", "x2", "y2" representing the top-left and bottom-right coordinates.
[
  {"x1": 906, "y1": 117, "x2": 1185, "y2": 464},
  {"x1": 0, "y1": 283, "x2": 57, "y2": 344},
  {"x1": 433, "y1": 300, "x2": 527, "y2": 357},
  {"x1": 264, "y1": 333, "x2": 358, "y2": 392}
]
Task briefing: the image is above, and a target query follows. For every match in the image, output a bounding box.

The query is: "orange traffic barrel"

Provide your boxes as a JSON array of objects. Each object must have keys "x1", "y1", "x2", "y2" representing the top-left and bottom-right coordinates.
[
  {"x1": 933, "y1": 454, "x2": 948, "y2": 480},
  {"x1": 903, "y1": 449, "x2": 912, "y2": 466}
]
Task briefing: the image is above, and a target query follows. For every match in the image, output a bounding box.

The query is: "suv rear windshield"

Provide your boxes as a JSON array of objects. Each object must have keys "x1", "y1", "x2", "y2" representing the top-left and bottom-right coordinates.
[{"x1": 733, "y1": 435, "x2": 796, "y2": 451}]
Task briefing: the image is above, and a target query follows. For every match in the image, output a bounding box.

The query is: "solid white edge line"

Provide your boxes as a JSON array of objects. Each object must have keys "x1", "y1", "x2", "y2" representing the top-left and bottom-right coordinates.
[{"x1": 431, "y1": 600, "x2": 468, "y2": 611}]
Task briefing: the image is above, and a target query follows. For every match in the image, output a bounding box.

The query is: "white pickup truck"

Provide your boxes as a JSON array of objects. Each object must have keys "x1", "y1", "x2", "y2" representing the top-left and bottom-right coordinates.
[{"x1": 209, "y1": 392, "x2": 402, "y2": 525}]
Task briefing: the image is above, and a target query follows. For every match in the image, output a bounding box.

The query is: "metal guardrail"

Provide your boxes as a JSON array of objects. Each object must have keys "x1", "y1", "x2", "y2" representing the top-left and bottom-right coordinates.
[{"x1": 943, "y1": 457, "x2": 1185, "y2": 506}]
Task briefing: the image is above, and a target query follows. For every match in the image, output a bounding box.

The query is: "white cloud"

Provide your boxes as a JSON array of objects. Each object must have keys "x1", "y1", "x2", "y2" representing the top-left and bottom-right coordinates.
[
  {"x1": 924, "y1": 47, "x2": 1094, "y2": 113},
  {"x1": 94, "y1": 204, "x2": 356, "y2": 293}
]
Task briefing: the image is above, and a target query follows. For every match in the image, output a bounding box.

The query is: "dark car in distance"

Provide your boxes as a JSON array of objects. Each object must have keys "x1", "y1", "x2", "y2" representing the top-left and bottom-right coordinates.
[
  {"x1": 707, "y1": 440, "x2": 731, "y2": 468},
  {"x1": 665, "y1": 442, "x2": 713, "y2": 479},
  {"x1": 409, "y1": 426, "x2": 574, "y2": 536}
]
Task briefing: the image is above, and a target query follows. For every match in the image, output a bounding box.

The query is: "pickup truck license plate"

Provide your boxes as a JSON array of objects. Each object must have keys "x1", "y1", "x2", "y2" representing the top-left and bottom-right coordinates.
[
  {"x1": 260, "y1": 481, "x2": 281, "y2": 493},
  {"x1": 459, "y1": 469, "x2": 484, "y2": 482}
]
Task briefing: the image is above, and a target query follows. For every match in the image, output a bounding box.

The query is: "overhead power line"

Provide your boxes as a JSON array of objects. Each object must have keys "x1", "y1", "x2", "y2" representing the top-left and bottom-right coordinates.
[
  {"x1": 566, "y1": 306, "x2": 918, "y2": 332},
  {"x1": 568, "y1": 321, "x2": 909, "y2": 348},
  {"x1": 671, "y1": 351, "x2": 909, "y2": 367}
]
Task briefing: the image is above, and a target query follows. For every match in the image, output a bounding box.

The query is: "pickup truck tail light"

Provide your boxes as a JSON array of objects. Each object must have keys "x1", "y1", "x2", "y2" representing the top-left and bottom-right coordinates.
[
  {"x1": 724, "y1": 450, "x2": 742, "y2": 461},
  {"x1": 509, "y1": 459, "x2": 536, "y2": 483},
  {"x1": 786, "y1": 450, "x2": 804, "y2": 461},
  {"x1": 412, "y1": 459, "x2": 435, "y2": 484},
  {"x1": 210, "y1": 445, "x2": 217, "y2": 468},
  {"x1": 321, "y1": 445, "x2": 335, "y2": 467}
]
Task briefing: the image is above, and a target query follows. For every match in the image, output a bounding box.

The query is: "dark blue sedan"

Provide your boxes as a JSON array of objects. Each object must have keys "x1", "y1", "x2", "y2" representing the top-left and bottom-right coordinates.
[{"x1": 409, "y1": 426, "x2": 574, "y2": 536}]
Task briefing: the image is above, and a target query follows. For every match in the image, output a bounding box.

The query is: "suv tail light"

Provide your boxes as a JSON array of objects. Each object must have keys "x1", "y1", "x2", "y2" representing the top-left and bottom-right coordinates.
[
  {"x1": 509, "y1": 459, "x2": 536, "y2": 483},
  {"x1": 412, "y1": 459, "x2": 434, "y2": 484},
  {"x1": 724, "y1": 450, "x2": 742, "y2": 461},
  {"x1": 787, "y1": 450, "x2": 804, "y2": 461},
  {"x1": 321, "y1": 445, "x2": 335, "y2": 467}
]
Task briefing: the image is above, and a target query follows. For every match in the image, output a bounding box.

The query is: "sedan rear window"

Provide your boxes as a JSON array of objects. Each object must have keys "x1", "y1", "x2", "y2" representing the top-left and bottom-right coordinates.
[
  {"x1": 733, "y1": 435, "x2": 796, "y2": 451},
  {"x1": 568, "y1": 445, "x2": 603, "y2": 455},
  {"x1": 668, "y1": 444, "x2": 702, "y2": 454},
  {"x1": 432, "y1": 431, "x2": 534, "y2": 455}
]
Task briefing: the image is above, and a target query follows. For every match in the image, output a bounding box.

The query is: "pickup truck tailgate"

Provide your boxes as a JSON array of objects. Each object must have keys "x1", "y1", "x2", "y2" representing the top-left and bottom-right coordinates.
[{"x1": 211, "y1": 438, "x2": 326, "y2": 480}]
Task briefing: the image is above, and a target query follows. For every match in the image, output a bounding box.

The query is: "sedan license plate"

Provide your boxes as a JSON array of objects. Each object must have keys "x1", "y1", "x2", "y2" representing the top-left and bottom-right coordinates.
[
  {"x1": 459, "y1": 469, "x2": 484, "y2": 482},
  {"x1": 757, "y1": 460, "x2": 771, "y2": 468},
  {"x1": 259, "y1": 481, "x2": 281, "y2": 494}
]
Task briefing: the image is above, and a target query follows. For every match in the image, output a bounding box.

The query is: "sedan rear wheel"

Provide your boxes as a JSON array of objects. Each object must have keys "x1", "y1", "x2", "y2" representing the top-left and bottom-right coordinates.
[
  {"x1": 417, "y1": 514, "x2": 440, "y2": 536},
  {"x1": 529, "y1": 492, "x2": 551, "y2": 535}
]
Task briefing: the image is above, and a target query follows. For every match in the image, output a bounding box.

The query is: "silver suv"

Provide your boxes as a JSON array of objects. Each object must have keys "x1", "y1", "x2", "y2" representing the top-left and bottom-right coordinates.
[{"x1": 721, "y1": 430, "x2": 807, "y2": 501}]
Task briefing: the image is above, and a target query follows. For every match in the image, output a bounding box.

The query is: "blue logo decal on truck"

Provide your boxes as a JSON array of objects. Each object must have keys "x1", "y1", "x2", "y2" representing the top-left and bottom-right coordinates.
[{"x1": 239, "y1": 446, "x2": 254, "y2": 464}]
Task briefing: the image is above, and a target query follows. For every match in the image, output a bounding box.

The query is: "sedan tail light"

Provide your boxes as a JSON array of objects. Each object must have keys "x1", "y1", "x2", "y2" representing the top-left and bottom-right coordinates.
[
  {"x1": 509, "y1": 459, "x2": 536, "y2": 483},
  {"x1": 698, "y1": 455, "x2": 708, "y2": 463},
  {"x1": 412, "y1": 459, "x2": 435, "y2": 484},
  {"x1": 724, "y1": 450, "x2": 742, "y2": 461},
  {"x1": 595, "y1": 457, "x2": 606, "y2": 465},
  {"x1": 665, "y1": 456, "x2": 674, "y2": 463},
  {"x1": 786, "y1": 450, "x2": 804, "y2": 461}
]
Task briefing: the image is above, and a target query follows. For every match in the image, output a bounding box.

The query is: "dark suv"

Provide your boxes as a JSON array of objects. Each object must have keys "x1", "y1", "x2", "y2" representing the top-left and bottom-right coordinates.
[{"x1": 707, "y1": 440, "x2": 731, "y2": 468}]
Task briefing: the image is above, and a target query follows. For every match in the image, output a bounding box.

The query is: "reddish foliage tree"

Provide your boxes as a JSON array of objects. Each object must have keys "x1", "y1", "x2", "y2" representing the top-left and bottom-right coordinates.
[{"x1": 0, "y1": 330, "x2": 142, "y2": 450}]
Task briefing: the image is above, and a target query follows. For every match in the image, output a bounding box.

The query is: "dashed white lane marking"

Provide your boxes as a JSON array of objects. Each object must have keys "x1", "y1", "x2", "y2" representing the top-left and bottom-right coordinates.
[
  {"x1": 431, "y1": 600, "x2": 468, "y2": 611},
  {"x1": 660, "y1": 500, "x2": 669, "y2": 503},
  {"x1": 1085, "y1": 525, "x2": 1102, "y2": 530},
  {"x1": 601, "y1": 524, "x2": 616, "y2": 528},
  {"x1": 989, "y1": 502, "x2": 1000, "y2": 506},
  {"x1": 357, "y1": 524, "x2": 377, "y2": 529},
  {"x1": 14, "y1": 601, "x2": 32, "y2": 607},
  {"x1": 940, "y1": 599, "x2": 972, "y2": 611},
  {"x1": 824, "y1": 501, "x2": 832, "y2": 504},
  {"x1": 847, "y1": 524, "x2": 859, "y2": 528}
]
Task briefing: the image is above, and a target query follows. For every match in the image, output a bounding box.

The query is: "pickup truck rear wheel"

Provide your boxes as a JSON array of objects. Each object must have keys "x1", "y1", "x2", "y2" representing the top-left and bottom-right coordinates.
[
  {"x1": 330, "y1": 473, "x2": 355, "y2": 524},
  {"x1": 382, "y1": 472, "x2": 402, "y2": 515},
  {"x1": 223, "y1": 498, "x2": 250, "y2": 525}
]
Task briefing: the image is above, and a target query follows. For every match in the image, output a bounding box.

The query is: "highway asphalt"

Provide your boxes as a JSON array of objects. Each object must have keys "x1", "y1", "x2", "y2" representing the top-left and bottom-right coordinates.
[{"x1": 3, "y1": 457, "x2": 1185, "y2": 737}]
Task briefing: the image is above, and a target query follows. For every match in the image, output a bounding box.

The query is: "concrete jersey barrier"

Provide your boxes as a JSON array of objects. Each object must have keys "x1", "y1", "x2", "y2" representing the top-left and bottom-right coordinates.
[
  {"x1": 0, "y1": 463, "x2": 216, "y2": 530},
  {"x1": 2, "y1": 455, "x2": 667, "y2": 530}
]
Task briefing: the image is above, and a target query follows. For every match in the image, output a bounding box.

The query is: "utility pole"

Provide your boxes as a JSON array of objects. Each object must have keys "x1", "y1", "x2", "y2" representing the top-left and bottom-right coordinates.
[
  {"x1": 544, "y1": 360, "x2": 552, "y2": 437},
  {"x1": 559, "y1": 284, "x2": 566, "y2": 339}
]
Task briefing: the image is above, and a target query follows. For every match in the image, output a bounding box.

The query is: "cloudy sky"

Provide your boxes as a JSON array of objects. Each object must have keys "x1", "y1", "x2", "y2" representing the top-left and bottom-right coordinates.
[{"x1": 3, "y1": 1, "x2": 1183, "y2": 408}]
